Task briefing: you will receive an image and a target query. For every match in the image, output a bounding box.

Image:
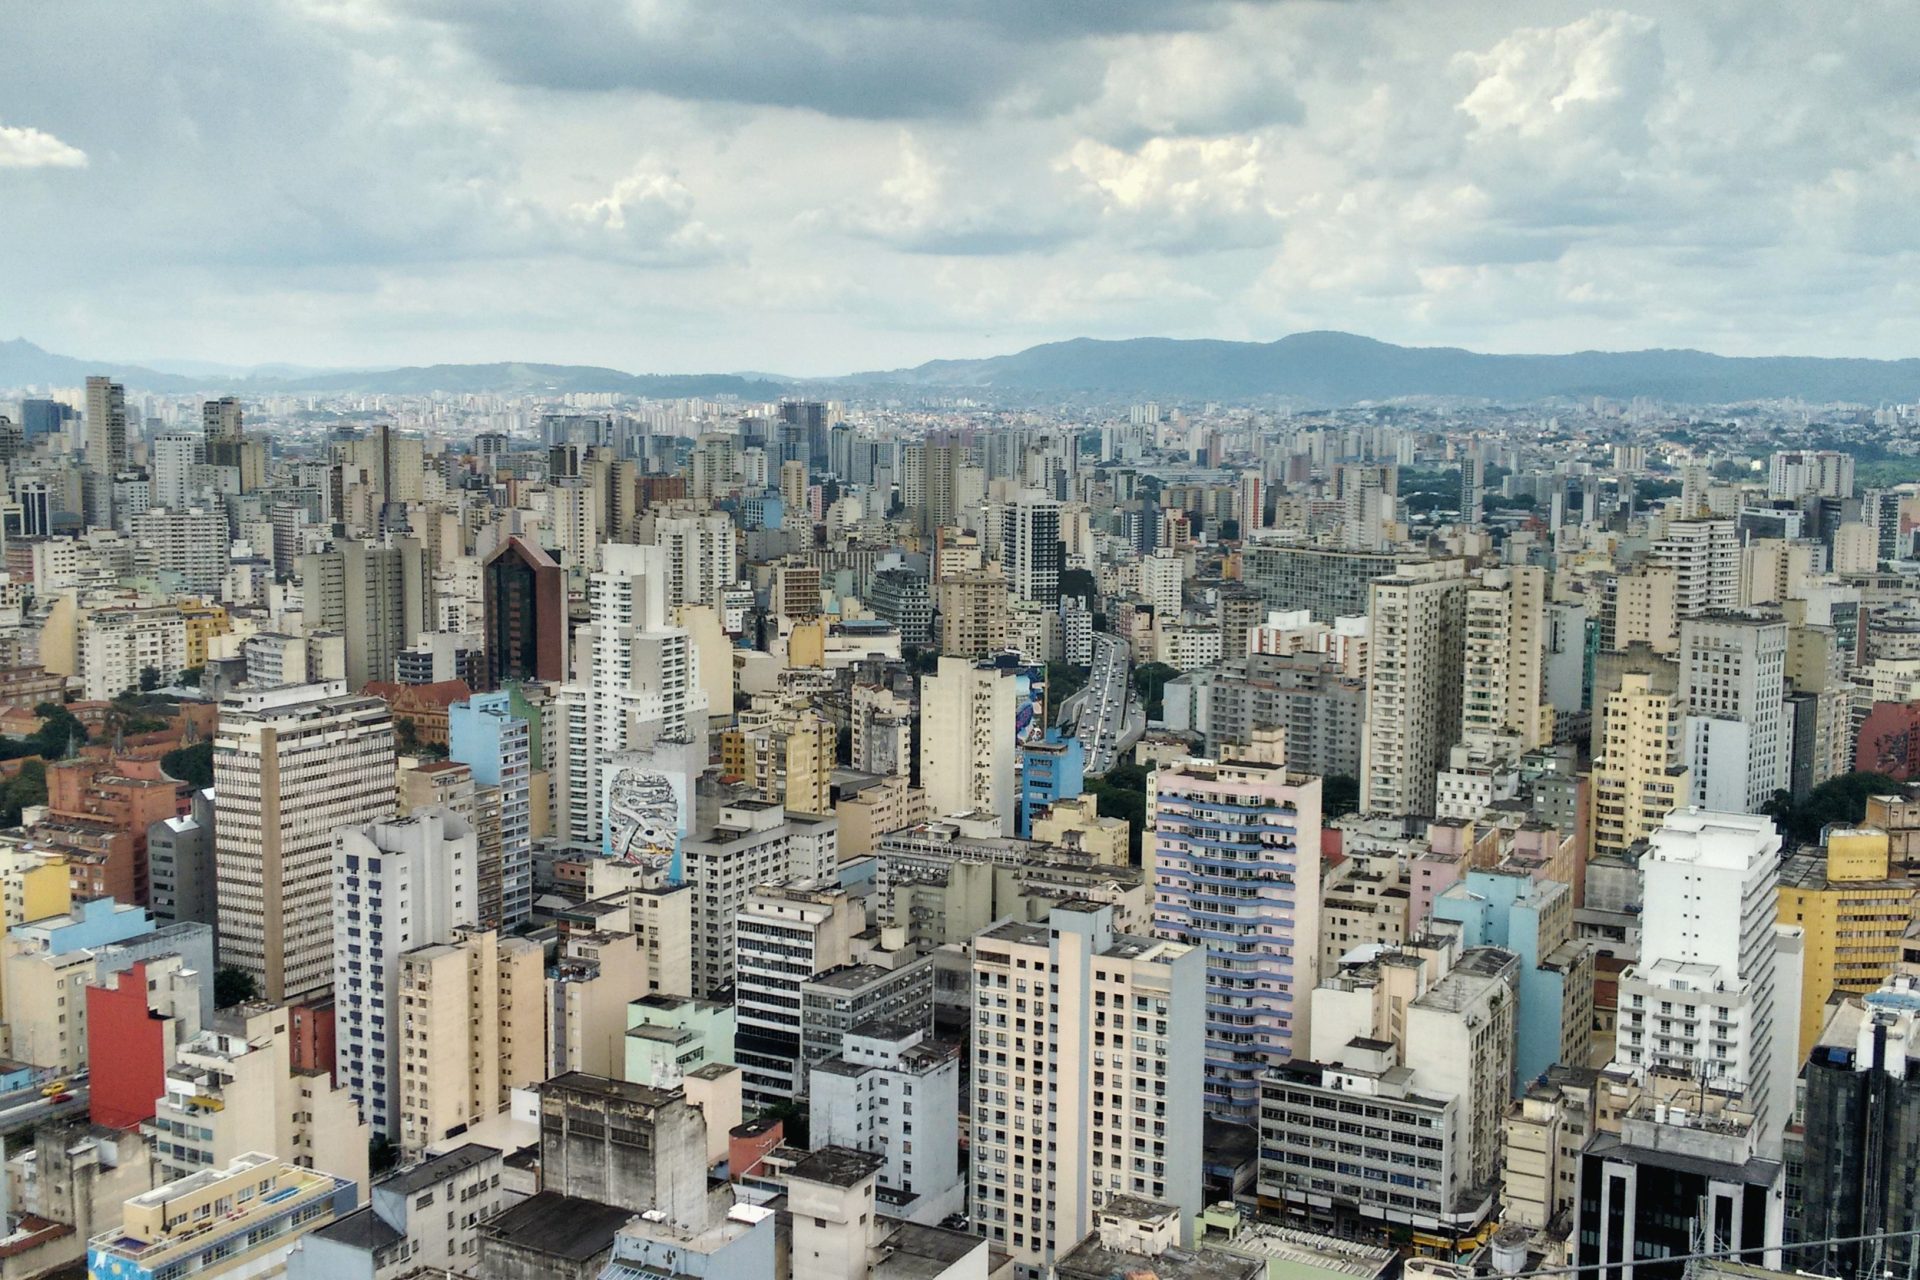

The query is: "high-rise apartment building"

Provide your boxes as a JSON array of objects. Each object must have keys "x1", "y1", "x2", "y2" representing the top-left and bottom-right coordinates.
[
  {"x1": 448, "y1": 691, "x2": 534, "y2": 926},
  {"x1": 553, "y1": 543, "x2": 705, "y2": 847},
  {"x1": 396, "y1": 926, "x2": 546, "y2": 1158},
  {"x1": 130, "y1": 506, "x2": 230, "y2": 596},
  {"x1": 919, "y1": 657, "x2": 1014, "y2": 833},
  {"x1": 1613, "y1": 809, "x2": 1798, "y2": 1150},
  {"x1": 1151, "y1": 746, "x2": 1323, "y2": 1119},
  {"x1": 84, "y1": 376, "x2": 128, "y2": 476},
  {"x1": 1241, "y1": 542, "x2": 1401, "y2": 624},
  {"x1": 1654, "y1": 518, "x2": 1741, "y2": 618},
  {"x1": 1360, "y1": 559, "x2": 1467, "y2": 818},
  {"x1": 1680, "y1": 612, "x2": 1789, "y2": 814},
  {"x1": 297, "y1": 537, "x2": 431, "y2": 689},
  {"x1": 642, "y1": 510, "x2": 737, "y2": 611},
  {"x1": 215, "y1": 683, "x2": 396, "y2": 1003},
  {"x1": 970, "y1": 902, "x2": 1204, "y2": 1275},
  {"x1": 481, "y1": 535, "x2": 566, "y2": 687},
  {"x1": 149, "y1": 432, "x2": 204, "y2": 509},
  {"x1": 937, "y1": 568, "x2": 1010, "y2": 658},
  {"x1": 1777, "y1": 825, "x2": 1917, "y2": 1058},
  {"x1": 334, "y1": 809, "x2": 476, "y2": 1141},
  {"x1": 1002, "y1": 490, "x2": 1063, "y2": 605},
  {"x1": 1590, "y1": 672, "x2": 1691, "y2": 859},
  {"x1": 1460, "y1": 565, "x2": 1549, "y2": 753}
]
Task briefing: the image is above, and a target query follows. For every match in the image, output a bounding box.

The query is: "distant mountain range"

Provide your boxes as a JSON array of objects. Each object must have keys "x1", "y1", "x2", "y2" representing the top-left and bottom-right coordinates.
[
  {"x1": 0, "y1": 339, "x2": 786, "y2": 400},
  {"x1": 855, "y1": 331, "x2": 1920, "y2": 404},
  {"x1": 7, "y1": 331, "x2": 1919, "y2": 404}
]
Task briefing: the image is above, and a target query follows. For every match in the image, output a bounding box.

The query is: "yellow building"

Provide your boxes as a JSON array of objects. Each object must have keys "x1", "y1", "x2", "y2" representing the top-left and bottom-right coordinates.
[
  {"x1": 177, "y1": 601, "x2": 231, "y2": 669},
  {"x1": 1590, "y1": 673, "x2": 1691, "y2": 860},
  {"x1": 397, "y1": 927, "x2": 546, "y2": 1160},
  {"x1": 835, "y1": 776, "x2": 927, "y2": 859},
  {"x1": 86, "y1": 1152, "x2": 357, "y2": 1280},
  {"x1": 1029, "y1": 794, "x2": 1130, "y2": 866},
  {"x1": 0, "y1": 846, "x2": 70, "y2": 929},
  {"x1": 721, "y1": 700, "x2": 833, "y2": 815},
  {"x1": 1779, "y1": 825, "x2": 1920, "y2": 1057}
]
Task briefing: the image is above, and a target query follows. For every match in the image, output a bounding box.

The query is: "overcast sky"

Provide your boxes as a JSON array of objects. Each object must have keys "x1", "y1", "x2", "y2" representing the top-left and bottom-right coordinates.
[{"x1": 1, "y1": 1, "x2": 1915, "y2": 376}]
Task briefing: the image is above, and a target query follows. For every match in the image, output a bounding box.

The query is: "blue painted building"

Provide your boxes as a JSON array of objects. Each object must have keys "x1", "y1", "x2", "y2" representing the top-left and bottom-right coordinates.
[
  {"x1": 1017, "y1": 729, "x2": 1085, "y2": 838},
  {"x1": 1430, "y1": 868, "x2": 1593, "y2": 1094},
  {"x1": 448, "y1": 691, "x2": 534, "y2": 926}
]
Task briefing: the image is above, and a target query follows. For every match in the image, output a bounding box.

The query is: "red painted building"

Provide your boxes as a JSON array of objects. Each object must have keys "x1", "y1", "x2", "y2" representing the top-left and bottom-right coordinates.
[
  {"x1": 85, "y1": 962, "x2": 172, "y2": 1129},
  {"x1": 287, "y1": 999, "x2": 338, "y2": 1084},
  {"x1": 1858, "y1": 701, "x2": 1920, "y2": 781}
]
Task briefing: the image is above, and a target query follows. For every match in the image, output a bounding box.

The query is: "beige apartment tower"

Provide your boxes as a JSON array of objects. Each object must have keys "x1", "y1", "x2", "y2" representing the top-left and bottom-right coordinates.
[
  {"x1": 1360, "y1": 559, "x2": 1467, "y2": 818},
  {"x1": 215, "y1": 683, "x2": 397, "y2": 1003}
]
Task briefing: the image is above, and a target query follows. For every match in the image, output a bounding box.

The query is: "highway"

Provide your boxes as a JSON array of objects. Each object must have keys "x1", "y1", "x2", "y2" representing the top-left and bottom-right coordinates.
[
  {"x1": 0, "y1": 1079, "x2": 89, "y2": 1138},
  {"x1": 1069, "y1": 634, "x2": 1134, "y2": 777}
]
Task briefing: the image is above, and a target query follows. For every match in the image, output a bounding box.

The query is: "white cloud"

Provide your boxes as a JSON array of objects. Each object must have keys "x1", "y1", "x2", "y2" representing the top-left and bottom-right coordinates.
[
  {"x1": 567, "y1": 164, "x2": 730, "y2": 265},
  {"x1": 0, "y1": 123, "x2": 87, "y2": 169}
]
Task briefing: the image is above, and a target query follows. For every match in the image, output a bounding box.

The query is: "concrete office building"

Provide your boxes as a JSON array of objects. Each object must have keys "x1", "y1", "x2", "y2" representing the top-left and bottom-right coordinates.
[
  {"x1": 130, "y1": 507, "x2": 230, "y2": 597},
  {"x1": 1360, "y1": 559, "x2": 1467, "y2": 818},
  {"x1": 970, "y1": 902, "x2": 1205, "y2": 1276},
  {"x1": 682, "y1": 800, "x2": 837, "y2": 998},
  {"x1": 1242, "y1": 541, "x2": 1400, "y2": 624},
  {"x1": 481, "y1": 534, "x2": 566, "y2": 687},
  {"x1": 920, "y1": 656, "x2": 1015, "y2": 833},
  {"x1": 733, "y1": 883, "x2": 864, "y2": 1105},
  {"x1": 450, "y1": 691, "x2": 535, "y2": 925},
  {"x1": 1777, "y1": 825, "x2": 1918, "y2": 1058},
  {"x1": 288, "y1": 1144, "x2": 507, "y2": 1280},
  {"x1": 215, "y1": 683, "x2": 396, "y2": 1004},
  {"x1": 1150, "y1": 744, "x2": 1323, "y2": 1119}
]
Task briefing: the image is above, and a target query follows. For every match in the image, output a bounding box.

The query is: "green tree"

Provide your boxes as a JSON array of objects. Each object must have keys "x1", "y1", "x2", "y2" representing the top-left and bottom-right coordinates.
[
  {"x1": 369, "y1": 1137, "x2": 400, "y2": 1176},
  {"x1": 1766, "y1": 772, "x2": 1903, "y2": 844},
  {"x1": 178, "y1": 666, "x2": 204, "y2": 688},
  {"x1": 27, "y1": 703, "x2": 86, "y2": 759},
  {"x1": 0, "y1": 758, "x2": 47, "y2": 826},
  {"x1": 138, "y1": 665, "x2": 162, "y2": 693},
  {"x1": 1132, "y1": 662, "x2": 1179, "y2": 721},
  {"x1": 1323, "y1": 775, "x2": 1360, "y2": 819},
  {"x1": 162, "y1": 741, "x2": 215, "y2": 789},
  {"x1": 395, "y1": 717, "x2": 419, "y2": 752},
  {"x1": 214, "y1": 966, "x2": 259, "y2": 1009},
  {"x1": 1219, "y1": 518, "x2": 1240, "y2": 542}
]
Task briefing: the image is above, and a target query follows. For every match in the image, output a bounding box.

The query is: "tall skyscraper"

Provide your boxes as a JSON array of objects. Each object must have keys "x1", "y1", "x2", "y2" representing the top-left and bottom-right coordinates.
[
  {"x1": 202, "y1": 395, "x2": 243, "y2": 444},
  {"x1": 84, "y1": 376, "x2": 129, "y2": 476},
  {"x1": 1460, "y1": 565, "x2": 1549, "y2": 752},
  {"x1": 1613, "y1": 809, "x2": 1798, "y2": 1151},
  {"x1": 215, "y1": 683, "x2": 397, "y2": 1003},
  {"x1": 1654, "y1": 518, "x2": 1741, "y2": 618},
  {"x1": 554, "y1": 543, "x2": 706, "y2": 847},
  {"x1": 298, "y1": 538, "x2": 432, "y2": 690},
  {"x1": 481, "y1": 535, "x2": 566, "y2": 688},
  {"x1": 733, "y1": 883, "x2": 863, "y2": 1106},
  {"x1": 149, "y1": 432, "x2": 204, "y2": 510},
  {"x1": 1680, "y1": 612, "x2": 1789, "y2": 814},
  {"x1": 1360, "y1": 559, "x2": 1467, "y2": 817},
  {"x1": 333, "y1": 808, "x2": 476, "y2": 1140},
  {"x1": 919, "y1": 657, "x2": 1014, "y2": 833},
  {"x1": 1151, "y1": 742, "x2": 1323, "y2": 1119},
  {"x1": 1001, "y1": 490, "x2": 1063, "y2": 606},
  {"x1": 970, "y1": 902, "x2": 1204, "y2": 1273},
  {"x1": 642, "y1": 511, "x2": 736, "y2": 611}
]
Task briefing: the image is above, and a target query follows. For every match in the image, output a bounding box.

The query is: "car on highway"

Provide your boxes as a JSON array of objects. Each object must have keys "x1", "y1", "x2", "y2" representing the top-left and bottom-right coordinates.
[{"x1": 39, "y1": 1080, "x2": 67, "y2": 1097}]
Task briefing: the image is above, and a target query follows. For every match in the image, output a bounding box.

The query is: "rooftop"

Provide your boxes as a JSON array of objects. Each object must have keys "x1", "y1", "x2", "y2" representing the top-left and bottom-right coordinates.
[
  {"x1": 479, "y1": 1191, "x2": 633, "y2": 1261},
  {"x1": 789, "y1": 1146, "x2": 885, "y2": 1188},
  {"x1": 378, "y1": 1143, "x2": 500, "y2": 1196}
]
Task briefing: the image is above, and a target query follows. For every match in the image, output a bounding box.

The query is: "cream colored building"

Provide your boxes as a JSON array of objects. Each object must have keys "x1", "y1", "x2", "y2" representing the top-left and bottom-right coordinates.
[
  {"x1": 215, "y1": 683, "x2": 397, "y2": 1004},
  {"x1": 969, "y1": 902, "x2": 1204, "y2": 1273},
  {"x1": 1461, "y1": 565, "x2": 1549, "y2": 752},
  {"x1": 920, "y1": 657, "x2": 1015, "y2": 833},
  {"x1": 1610, "y1": 565, "x2": 1678, "y2": 652},
  {"x1": 836, "y1": 776, "x2": 928, "y2": 859},
  {"x1": 937, "y1": 568, "x2": 1009, "y2": 658},
  {"x1": 148, "y1": 1003, "x2": 370, "y2": 1199},
  {"x1": 548, "y1": 930, "x2": 649, "y2": 1079},
  {"x1": 1590, "y1": 673, "x2": 1691, "y2": 860},
  {"x1": 1030, "y1": 794, "x2": 1130, "y2": 866},
  {"x1": 721, "y1": 698, "x2": 835, "y2": 816},
  {"x1": 1360, "y1": 559, "x2": 1468, "y2": 818},
  {"x1": 397, "y1": 926, "x2": 545, "y2": 1159}
]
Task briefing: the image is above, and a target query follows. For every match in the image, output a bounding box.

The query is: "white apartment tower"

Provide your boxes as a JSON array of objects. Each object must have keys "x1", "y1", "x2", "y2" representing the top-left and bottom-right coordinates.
[
  {"x1": 1360, "y1": 559, "x2": 1467, "y2": 818},
  {"x1": 919, "y1": 656, "x2": 1015, "y2": 834},
  {"x1": 644, "y1": 511, "x2": 737, "y2": 610},
  {"x1": 333, "y1": 809, "x2": 477, "y2": 1141},
  {"x1": 970, "y1": 902, "x2": 1204, "y2": 1276},
  {"x1": 555, "y1": 543, "x2": 706, "y2": 846},
  {"x1": 1680, "y1": 612, "x2": 1789, "y2": 814},
  {"x1": 1654, "y1": 519, "x2": 1741, "y2": 618},
  {"x1": 215, "y1": 682, "x2": 397, "y2": 1003},
  {"x1": 1613, "y1": 809, "x2": 1799, "y2": 1153}
]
